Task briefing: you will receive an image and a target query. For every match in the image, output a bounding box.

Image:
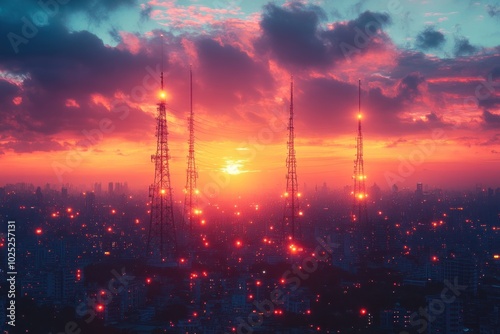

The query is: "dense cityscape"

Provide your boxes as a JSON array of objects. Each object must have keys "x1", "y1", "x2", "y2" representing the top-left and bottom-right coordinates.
[
  {"x1": 0, "y1": 181, "x2": 499, "y2": 333},
  {"x1": 1, "y1": 0, "x2": 500, "y2": 333}
]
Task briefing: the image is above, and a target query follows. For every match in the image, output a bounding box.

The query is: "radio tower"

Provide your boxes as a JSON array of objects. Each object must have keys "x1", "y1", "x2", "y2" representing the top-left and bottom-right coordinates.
[
  {"x1": 352, "y1": 79, "x2": 367, "y2": 223},
  {"x1": 283, "y1": 77, "x2": 302, "y2": 241},
  {"x1": 183, "y1": 66, "x2": 199, "y2": 232},
  {"x1": 146, "y1": 35, "x2": 177, "y2": 262}
]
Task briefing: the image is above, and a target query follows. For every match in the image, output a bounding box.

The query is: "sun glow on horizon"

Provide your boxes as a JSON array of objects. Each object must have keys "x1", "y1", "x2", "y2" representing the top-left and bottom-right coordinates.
[{"x1": 222, "y1": 160, "x2": 244, "y2": 175}]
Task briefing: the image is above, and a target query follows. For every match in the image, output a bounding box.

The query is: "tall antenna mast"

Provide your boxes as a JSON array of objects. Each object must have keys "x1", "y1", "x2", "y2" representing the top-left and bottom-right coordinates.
[
  {"x1": 352, "y1": 79, "x2": 367, "y2": 223},
  {"x1": 184, "y1": 65, "x2": 199, "y2": 232},
  {"x1": 283, "y1": 76, "x2": 302, "y2": 242},
  {"x1": 146, "y1": 33, "x2": 177, "y2": 262}
]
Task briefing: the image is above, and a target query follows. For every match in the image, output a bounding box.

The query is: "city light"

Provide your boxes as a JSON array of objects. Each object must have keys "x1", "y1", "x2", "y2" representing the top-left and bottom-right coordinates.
[
  {"x1": 35, "y1": 228, "x2": 42, "y2": 235},
  {"x1": 360, "y1": 308, "x2": 367, "y2": 316}
]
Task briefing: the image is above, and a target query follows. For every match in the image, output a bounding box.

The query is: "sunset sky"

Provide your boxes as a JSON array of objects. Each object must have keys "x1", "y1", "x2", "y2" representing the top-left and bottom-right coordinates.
[{"x1": 1, "y1": 0, "x2": 499, "y2": 195}]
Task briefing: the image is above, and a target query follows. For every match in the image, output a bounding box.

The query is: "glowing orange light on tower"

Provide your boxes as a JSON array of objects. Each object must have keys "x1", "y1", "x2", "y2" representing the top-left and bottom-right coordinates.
[
  {"x1": 358, "y1": 113, "x2": 362, "y2": 120},
  {"x1": 493, "y1": 254, "x2": 499, "y2": 259}
]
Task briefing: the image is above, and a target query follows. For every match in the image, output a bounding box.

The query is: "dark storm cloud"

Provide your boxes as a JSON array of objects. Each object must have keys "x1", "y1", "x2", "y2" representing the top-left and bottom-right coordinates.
[
  {"x1": 195, "y1": 38, "x2": 274, "y2": 113},
  {"x1": 0, "y1": 21, "x2": 160, "y2": 95},
  {"x1": 483, "y1": 110, "x2": 500, "y2": 128},
  {"x1": 454, "y1": 37, "x2": 478, "y2": 57},
  {"x1": 398, "y1": 73, "x2": 425, "y2": 101},
  {"x1": 322, "y1": 10, "x2": 391, "y2": 61},
  {"x1": 0, "y1": 17, "x2": 166, "y2": 152},
  {"x1": 491, "y1": 67, "x2": 500, "y2": 81},
  {"x1": 478, "y1": 97, "x2": 500, "y2": 110},
  {"x1": 140, "y1": 3, "x2": 153, "y2": 22},
  {"x1": 257, "y1": 2, "x2": 330, "y2": 68},
  {"x1": 486, "y1": 4, "x2": 500, "y2": 18},
  {"x1": 415, "y1": 27, "x2": 446, "y2": 50},
  {"x1": 256, "y1": 2, "x2": 391, "y2": 69},
  {"x1": 426, "y1": 112, "x2": 440, "y2": 122},
  {"x1": 3, "y1": 138, "x2": 67, "y2": 153},
  {"x1": 0, "y1": 80, "x2": 20, "y2": 107},
  {"x1": 295, "y1": 75, "x2": 443, "y2": 137}
]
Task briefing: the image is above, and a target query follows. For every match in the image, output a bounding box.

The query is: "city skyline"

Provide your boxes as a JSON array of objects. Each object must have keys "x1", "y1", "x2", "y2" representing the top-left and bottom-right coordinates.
[{"x1": 1, "y1": 0, "x2": 499, "y2": 191}]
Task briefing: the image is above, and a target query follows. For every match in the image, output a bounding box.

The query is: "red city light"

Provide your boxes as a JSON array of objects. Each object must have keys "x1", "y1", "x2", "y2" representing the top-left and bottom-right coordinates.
[
  {"x1": 96, "y1": 305, "x2": 104, "y2": 311},
  {"x1": 35, "y1": 228, "x2": 42, "y2": 235},
  {"x1": 360, "y1": 308, "x2": 367, "y2": 315},
  {"x1": 146, "y1": 278, "x2": 152, "y2": 284}
]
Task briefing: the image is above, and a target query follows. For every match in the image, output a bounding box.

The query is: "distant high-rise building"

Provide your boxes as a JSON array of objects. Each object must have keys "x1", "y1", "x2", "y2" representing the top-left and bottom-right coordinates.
[
  {"x1": 94, "y1": 182, "x2": 102, "y2": 194},
  {"x1": 426, "y1": 294, "x2": 463, "y2": 334},
  {"x1": 108, "y1": 182, "x2": 113, "y2": 194},
  {"x1": 35, "y1": 186, "x2": 43, "y2": 205},
  {"x1": 416, "y1": 182, "x2": 423, "y2": 196},
  {"x1": 115, "y1": 182, "x2": 122, "y2": 194}
]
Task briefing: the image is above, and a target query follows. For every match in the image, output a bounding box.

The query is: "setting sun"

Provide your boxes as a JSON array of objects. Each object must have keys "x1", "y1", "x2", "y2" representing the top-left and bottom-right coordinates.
[{"x1": 222, "y1": 161, "x2": 243, "y2": 175}]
